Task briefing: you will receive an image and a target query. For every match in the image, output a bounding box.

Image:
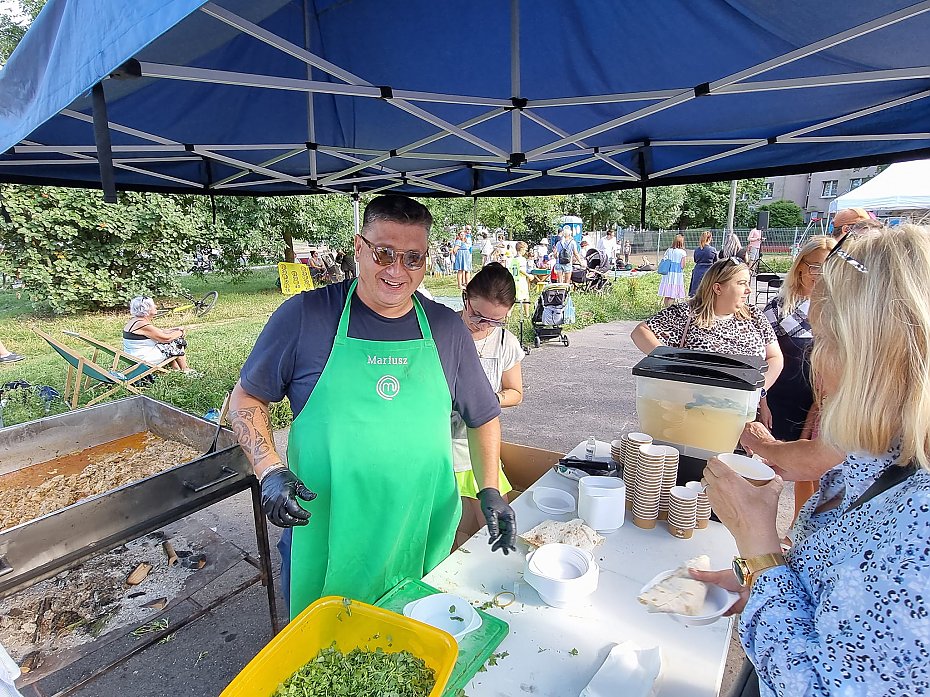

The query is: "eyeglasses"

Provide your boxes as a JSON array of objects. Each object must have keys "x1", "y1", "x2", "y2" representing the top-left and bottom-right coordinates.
[
  {"x1": 462, "y1": 293, "x2": 508, "y2": 327},
  {"x1": 803, "y1": 261, "x2": 823, "y2": 276},
  {"x1": 357, "y1": 234, "x2": 427, "y2": 270},
  {"x1": 824, "y1": 231, "x2": 868, "y2": 274}
]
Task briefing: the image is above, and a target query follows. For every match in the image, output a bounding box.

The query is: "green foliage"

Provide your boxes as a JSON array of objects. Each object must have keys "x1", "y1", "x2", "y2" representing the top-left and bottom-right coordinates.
[
  {"x1": 759, "y1": 199, "x2": 804, "y2": 228},
  {"x1": 420, "y1": 196, "x2": 564, "y2": 242},
  {"x1": 680, "y1": 179, "x2": 766, "y2": 229},
  {"x1": 0, "y1": 0, "x2": 43, "y2": 63},
  {"x1": 0, "y1": 186, "x2": 202, "y2": 313}
]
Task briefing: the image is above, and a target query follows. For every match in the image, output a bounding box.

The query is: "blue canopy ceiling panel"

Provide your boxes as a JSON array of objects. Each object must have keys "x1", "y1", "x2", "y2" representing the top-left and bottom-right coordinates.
[{"x1": 2, "y1": 0, "x2": 930, "y2": 196}]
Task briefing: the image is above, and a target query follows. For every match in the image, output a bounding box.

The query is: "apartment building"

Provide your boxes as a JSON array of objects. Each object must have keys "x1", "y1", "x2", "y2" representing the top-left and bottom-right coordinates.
[{"x1": 762, "y1": 166, "x2": 880, "y2": 221}]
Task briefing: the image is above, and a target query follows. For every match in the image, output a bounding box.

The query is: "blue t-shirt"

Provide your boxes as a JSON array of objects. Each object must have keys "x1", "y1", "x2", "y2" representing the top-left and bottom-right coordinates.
[{"x1": 240, "y1": 280, "x2": 501, "y2": 429}]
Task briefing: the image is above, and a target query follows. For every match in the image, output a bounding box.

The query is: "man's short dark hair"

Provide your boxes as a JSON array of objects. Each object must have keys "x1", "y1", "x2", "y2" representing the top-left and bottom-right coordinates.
[{"x1": 362, "y1": 195, "x2": 432, "y2": 235}]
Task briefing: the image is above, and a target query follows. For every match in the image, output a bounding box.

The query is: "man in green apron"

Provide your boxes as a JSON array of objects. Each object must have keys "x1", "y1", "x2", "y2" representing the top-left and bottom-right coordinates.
[{"x1": 230, "y1": 195, "x2": 516, "y2": 619}]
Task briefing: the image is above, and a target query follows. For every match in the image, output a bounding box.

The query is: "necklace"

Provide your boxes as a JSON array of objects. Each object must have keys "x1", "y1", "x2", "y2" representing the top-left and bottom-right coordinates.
[{"x1": 476, "y1": 328, "x2": 496, "y2": 358}]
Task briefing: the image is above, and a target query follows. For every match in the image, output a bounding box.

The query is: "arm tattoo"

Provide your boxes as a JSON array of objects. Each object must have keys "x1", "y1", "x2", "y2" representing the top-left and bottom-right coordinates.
[{"x1": 230, "y1": 406, "x2": 280, "y2": 469}]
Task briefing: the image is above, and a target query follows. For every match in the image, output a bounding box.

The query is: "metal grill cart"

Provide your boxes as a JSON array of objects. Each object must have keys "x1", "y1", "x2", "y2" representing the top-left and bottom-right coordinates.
[{"x1": 0, "y1": 396, "x2": 278, "y2": 695}]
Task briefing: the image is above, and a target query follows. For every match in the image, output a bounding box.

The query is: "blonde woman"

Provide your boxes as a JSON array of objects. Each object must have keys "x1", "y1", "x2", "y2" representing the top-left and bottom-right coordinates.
[
  {"x1": 632, "y1": 259, "x2": 783, "y2": 394},
  {"x1": 761, "y1": 236, "x2": 835, "y2": 442},
  {"x1": 694, "y1": 224, "x2": 930, "y2": 696},
  {"x1": 657, "y1": 233, "x2": 687, "y2": 306},
  {"x1": 688, "y1": 231, "x2": 717, "y2": 295}
]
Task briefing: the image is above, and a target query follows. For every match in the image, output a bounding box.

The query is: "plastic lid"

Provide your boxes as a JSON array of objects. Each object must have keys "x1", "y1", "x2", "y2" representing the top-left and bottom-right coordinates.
[{"x1": 632, "y1": 349, "x2": 765, "y2": 391}]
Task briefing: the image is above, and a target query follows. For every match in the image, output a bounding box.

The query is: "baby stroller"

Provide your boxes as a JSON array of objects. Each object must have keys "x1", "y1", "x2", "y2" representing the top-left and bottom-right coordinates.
[
  {"x1": 531, "y1": 283, "x2": 574, "y2": 348},
  {"x1": 572, "y1": 249, "x2": 613, "y2": 294}
]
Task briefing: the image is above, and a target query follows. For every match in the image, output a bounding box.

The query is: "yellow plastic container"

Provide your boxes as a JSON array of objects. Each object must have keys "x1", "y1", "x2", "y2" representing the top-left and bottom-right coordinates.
[{"x1": 220, "y1": 596, "x2": 458, "y2": 697}]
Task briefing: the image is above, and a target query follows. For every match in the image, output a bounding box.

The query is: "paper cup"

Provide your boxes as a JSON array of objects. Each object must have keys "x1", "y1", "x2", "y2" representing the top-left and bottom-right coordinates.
[
  {"x1": 632, "y1": 516, "x2": 657, "y2": 530},
  {"x1": 717, "y1": 453, "x2": 775, "y2": 486}
]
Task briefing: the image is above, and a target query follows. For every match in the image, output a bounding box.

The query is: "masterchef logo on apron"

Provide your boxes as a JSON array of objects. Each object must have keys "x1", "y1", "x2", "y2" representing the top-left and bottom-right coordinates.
[{"x1": 376, "y1": 374, "x2": 400, "y2": 400}]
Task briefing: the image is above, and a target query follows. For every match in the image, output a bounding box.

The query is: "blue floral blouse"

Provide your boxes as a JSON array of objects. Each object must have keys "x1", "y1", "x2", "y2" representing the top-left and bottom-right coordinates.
[{"x1": 740, "y1": 445, "x2": 930, "y2": 696}]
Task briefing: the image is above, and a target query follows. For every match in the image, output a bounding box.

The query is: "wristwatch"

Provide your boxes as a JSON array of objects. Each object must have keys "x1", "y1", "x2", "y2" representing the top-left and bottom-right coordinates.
[
  {"x1": 759, "y1": 387, "x2": 767, "y2": 399},
  {"x1": 732, "y1": 552, "x2": 785, "y2": 588}
]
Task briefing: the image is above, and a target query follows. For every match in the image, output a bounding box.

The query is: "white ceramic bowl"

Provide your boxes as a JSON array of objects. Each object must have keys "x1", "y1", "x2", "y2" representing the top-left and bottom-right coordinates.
[
  {"x1": 532, "y1": 486, "x2": 577, "y2": 515},
  {"x1": 524, "y1": 544, "x2": 599, "y2": 608},
  {"x1": 639, "y1": 570, "x2": 740, "y2": 626},
  {"x1": 402, "y1": 592, "x2": 482, "y2": 641}
]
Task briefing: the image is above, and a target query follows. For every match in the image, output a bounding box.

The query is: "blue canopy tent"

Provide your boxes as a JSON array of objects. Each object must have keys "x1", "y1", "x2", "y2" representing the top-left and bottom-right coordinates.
[{"x1": 1, "y1": 0, "x2": 930, "y2": 204}]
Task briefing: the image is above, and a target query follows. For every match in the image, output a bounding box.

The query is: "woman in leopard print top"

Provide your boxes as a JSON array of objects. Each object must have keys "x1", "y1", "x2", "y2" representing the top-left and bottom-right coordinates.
[{"x1": 631, "y1": 258, "x2": 783, "y2": 394}]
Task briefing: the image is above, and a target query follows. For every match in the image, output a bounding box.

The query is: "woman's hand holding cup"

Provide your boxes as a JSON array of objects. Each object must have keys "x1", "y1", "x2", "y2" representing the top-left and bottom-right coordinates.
[{"x1": 702, "y1": 454, "x2": 783, "y2": 559}]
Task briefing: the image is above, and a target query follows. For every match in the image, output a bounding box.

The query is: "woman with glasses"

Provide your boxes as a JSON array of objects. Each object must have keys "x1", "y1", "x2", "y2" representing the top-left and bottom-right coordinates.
[
  {"x1": 693, "y1": 224, "x2": 930, "y2": 697},
  {"x1": 452, "y1": 229, "x2": 472, "y2": 290},
  {"x1": 760, "y1": 236, "x2": 835, "y2": 440},
  {"x1": 452, "y1": 263, "x2": 525, "y2": 547},
  {"x1": 632, "y1": 259, "x2": 783, "y2": 395}
]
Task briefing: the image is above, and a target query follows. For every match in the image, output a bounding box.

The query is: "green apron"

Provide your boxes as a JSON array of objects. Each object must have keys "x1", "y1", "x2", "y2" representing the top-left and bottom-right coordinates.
[{"x1": 287, "y1": 281, "x2": 460, "y2": 618}]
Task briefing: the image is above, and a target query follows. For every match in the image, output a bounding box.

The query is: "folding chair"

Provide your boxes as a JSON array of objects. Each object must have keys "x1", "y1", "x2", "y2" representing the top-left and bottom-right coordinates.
[
  {"x1": 753, "y1": 273, "x2": 783, "y2": 307},
  {"x1": 62, "y1": 330, "x2": 178, "y2": 378},
  {"x1": 34, "y1": 329, "x2": 167, "y2": 409}
]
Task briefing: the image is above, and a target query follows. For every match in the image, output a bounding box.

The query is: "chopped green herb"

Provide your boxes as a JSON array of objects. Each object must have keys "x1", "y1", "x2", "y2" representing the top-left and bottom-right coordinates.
[
  {"x1": 569, "y1": 648, "x2": 579, "y2": 656},
  {"x1": 451, "y1": 616, "x2": 464, "y2": 622},
  {"x1": 537, "y1": 647, "x2": 547, "y2": 653},
  {"x1": 272, "y1": 643, "x2": 435, "y2": 697},
  {"x1": 449, "y1": 605, "x2": 456, "y2": 614}
]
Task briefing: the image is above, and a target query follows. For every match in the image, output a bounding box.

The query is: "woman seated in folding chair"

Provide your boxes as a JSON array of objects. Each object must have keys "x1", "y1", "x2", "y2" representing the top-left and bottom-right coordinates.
[{"x1": 123, "y1": 297, "x2": 195, "y2": 374}]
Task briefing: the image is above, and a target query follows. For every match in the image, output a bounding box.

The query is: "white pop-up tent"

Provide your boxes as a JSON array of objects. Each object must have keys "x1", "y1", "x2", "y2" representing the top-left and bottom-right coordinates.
[{"x1": 830, "y1": 159, "x2": 930, "y2": 213}]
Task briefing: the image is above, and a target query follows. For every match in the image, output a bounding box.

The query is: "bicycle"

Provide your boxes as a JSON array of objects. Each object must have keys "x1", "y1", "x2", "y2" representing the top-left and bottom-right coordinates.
[{"x1": 156, "y1": 289, "x2": 218, "y2": 318}]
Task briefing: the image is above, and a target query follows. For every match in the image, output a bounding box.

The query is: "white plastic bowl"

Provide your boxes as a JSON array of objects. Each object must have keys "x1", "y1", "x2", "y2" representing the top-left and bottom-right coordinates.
[
  {"x1": 532, "y1": 487, "x2": 576, "y2": 515},
  {"x1": 524, "y1": 544, "x2": 599, "y2": 608},
  {"x1": 402, "y1": 592, "x2": 482, "y2": 641},
  {"x1": 639, "y1": 570, "x2": 740, "y2": 626}
]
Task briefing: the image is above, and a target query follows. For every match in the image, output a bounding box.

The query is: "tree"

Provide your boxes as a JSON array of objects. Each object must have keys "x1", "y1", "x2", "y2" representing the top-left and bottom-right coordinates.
[
  {"x1": 679, "y1": 179, "x2": 766, "y2": 229},
  {"x1": 759, "y1": 199, "x2": 804, "y2": 228},
  {"x1": 1, "y1": 0, "x2": 43, "y2": 63},
  {"x1": 0, "y1": 185, "x2": 203, "y2": 313}
]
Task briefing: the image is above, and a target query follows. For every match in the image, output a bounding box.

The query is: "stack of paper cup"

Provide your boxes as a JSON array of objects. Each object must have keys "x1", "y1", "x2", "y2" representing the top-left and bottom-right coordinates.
[
  {"x1": 610, "y1": 440, "x2": 624, "y2": 468},
  {"x1": 632, "y1": 444, "x2": 665, "y2": 529},
  {"x1": 657, "y1": 445, "x2": 680, "y2": 520},
  {"x1": 686, "y1": 481, "x2": 713, "y2": 528},
  {"x1": 622, "y1": 432, "x2": 653, "y2": 511},
  {"x1": 667, "y1": 486, "x2": 698, "y2": 539}
]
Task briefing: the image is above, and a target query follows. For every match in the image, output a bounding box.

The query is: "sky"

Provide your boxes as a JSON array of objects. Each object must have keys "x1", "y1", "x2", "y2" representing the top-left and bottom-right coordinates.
[{"x1": 0, "y1": 1, "x2": 28, "y2": 24}]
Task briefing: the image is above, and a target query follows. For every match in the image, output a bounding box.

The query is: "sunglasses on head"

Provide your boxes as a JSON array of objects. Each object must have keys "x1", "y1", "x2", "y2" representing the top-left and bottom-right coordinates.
[
  {"x1": 357, "y1": 234, "x2": 427, "y2": 270},
  {"x1": 824, "y1": 231, "x2": 868, "y2": 274},
  {"x1": 462, "y1": 293, "x2": 507, "y2": 327}
]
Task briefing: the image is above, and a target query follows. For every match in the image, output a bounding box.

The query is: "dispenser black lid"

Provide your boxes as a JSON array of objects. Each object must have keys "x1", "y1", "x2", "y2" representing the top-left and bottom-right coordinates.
[{"x1": 632, "y1": 347, "x2": 766, "y2": 391}]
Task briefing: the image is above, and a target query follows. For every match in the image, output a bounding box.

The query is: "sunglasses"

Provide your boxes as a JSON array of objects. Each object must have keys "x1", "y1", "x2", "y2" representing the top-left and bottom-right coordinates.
[
  {"x1": 803, "y1": 261, "x2": 823, "y2": 276},
  {"x1": 824, "y1": 231, "x2": 868, "y2": 274},
  {"x1": 462, "y1": 294, "x2": 508, "y2": 327},
  {"x1": 357, "y1": 233, "x2": 427, "y2": 270}
]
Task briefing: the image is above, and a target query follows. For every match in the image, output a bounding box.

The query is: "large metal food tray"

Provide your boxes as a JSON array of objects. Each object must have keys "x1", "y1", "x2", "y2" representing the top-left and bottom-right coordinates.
[{"x1": 0, "y1": 396, "x2": 255, "y2": 598}]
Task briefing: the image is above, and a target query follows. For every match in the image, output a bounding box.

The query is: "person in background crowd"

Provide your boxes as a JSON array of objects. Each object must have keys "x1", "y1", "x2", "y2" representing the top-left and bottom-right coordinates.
[
  {"x1": 480, "y1": 235, "x2": 494, "y2": 266},
  {"x1": 761, "y1": 236, "x2": 835, "y2": 441},
  {"x1": 657, "y1": 234, "x2": 687, "y2": 306},
  {"x1": 597, "y1": 230, "x2": 618, "y2": 269},
  {"x1": 828, "y1": 207, "x2": 871, "y2": 239},
  {"x1": 453, "y1": 263, "x2": 525, "y2": 547},
  {"x1": 623, "y1": 237, "x2": 632, "y2": 267},
  {"x1": 307, "y1": 251, "x2": 326, "y2": 284},
  {"x1": 230, "y1": 195, "x2": 516, "y2": 619},
  {"x1": 689, "y1": 231, "x2": 718, "y2": 295},
  {"x1": 579, "y1": 240, "x2": 591, "y2": 263},
  {"x1": 0, "y1": 338, "x2": 23, "y2": 363},
  {"x1": 336, "y1": 250, "x2": 356, "y2": 281},
  {"x1": 722, "y1": 229, "x2": 743, "y2": 260},
  {"x1": 747, "y1": 227, "x2": 763, "y2": 268},
  {"x1": 122, "y1": 297, "x2": 195, "y2": 373},
  {"x1": 553, "y1": 227, "x2": 581, "y2": 284},
  {"x1": 632, "y1": 258, "x2": 783, "y2": 394},
  {"x1": 694, "y1": 224, "x2": 930, "y2": 697},
  {"x1": 510, "y1": 242, "x2": 532, "y2": 318},
  {"x1": 534, "y1": 238, "x2": 549, "y2": 267},
  {"x1": 453, "y1": 229, "x2": 472, "y2": 290}
]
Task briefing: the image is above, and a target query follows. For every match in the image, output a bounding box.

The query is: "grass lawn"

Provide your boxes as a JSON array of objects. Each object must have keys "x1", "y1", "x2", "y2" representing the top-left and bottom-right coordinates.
[{"x1": 0, "y1": 268, "x2": 667, "y2": 429}]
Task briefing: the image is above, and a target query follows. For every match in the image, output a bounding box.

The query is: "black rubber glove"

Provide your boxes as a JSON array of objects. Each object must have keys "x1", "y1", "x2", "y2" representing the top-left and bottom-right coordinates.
[
  {"x1": 477, "y1": 487, "x2": 517, "y2": 555},
  {"x1": 260, "y1": 467, "x2": 317, "y2": 528}
]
